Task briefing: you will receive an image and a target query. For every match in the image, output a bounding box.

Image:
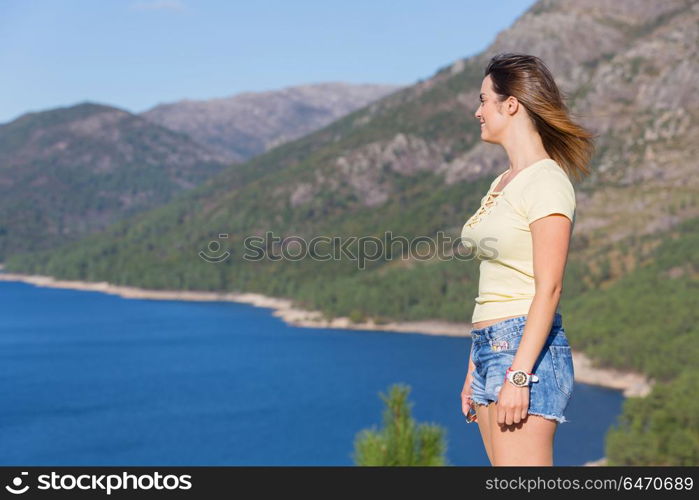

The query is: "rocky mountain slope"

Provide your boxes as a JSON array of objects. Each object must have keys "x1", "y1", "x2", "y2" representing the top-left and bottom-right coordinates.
[
  {"x1": 6, "y1": 0, "x2": 697, "y2": 302},
  {"x1": 5, "y1": 0, "x2": 696, "y2": 299},
  {"x1": 140, "y1": 82, "x2": 404, "y2": 162}
]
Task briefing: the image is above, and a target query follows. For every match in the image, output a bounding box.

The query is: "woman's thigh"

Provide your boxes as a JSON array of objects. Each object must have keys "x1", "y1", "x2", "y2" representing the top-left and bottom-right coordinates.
[
  {"x1": 474, "y1": 402, "x2": 495, "y2": 465},
  {"x1": 489, "y1": 408, "x2": 557, "y2": 466}
]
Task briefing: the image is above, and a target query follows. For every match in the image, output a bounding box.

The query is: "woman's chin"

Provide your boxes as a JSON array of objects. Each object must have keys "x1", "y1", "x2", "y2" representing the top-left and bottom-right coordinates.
[{"x1": 480, "y1": 133, "x2": 496, "y2": 144}]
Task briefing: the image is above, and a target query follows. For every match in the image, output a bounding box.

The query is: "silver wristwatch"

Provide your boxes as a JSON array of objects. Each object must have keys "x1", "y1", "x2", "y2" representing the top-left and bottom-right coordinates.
[{"x1": 506, "y1": 367, "x2": 539, "y2": 387}]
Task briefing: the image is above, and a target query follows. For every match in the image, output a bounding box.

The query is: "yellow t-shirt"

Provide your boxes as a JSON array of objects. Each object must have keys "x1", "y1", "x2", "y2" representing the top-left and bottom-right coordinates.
[{"x1": 460, "y1": 158, "x2": 576, "y2": 323}]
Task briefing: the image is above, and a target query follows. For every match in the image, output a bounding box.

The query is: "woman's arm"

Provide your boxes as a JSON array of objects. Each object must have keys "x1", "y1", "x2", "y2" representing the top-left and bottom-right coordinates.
[
  {"x1": 510, "y1": 213, "x2": 572, "y2": 373},
  {"x1": 496, "y1": 212, "x2": 572, "y2": 425}
]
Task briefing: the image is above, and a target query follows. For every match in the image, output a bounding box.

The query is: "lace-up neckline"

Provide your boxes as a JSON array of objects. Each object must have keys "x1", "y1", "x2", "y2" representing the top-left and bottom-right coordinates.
[
  {"x1": 463, "y1": 170, "x2": 508, "y2": 228},
  {"x1": 463, "y1": 159, "x2": 553, "y2": 229},
  {"x1": 464, "y1": 189, "x2": 501, "y2": 229}
]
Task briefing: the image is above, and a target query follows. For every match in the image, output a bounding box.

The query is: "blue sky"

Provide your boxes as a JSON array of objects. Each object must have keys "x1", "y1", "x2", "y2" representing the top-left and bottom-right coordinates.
[{"x1": 0, "y1": 0, "x2": 535, "y2": 124}]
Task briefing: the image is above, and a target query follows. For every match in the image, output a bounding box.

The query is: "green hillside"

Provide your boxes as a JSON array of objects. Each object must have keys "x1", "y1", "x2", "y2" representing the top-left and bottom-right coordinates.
[
  {"x1": 562, "y1": 216, "x2": 699, "y2": 465},
  {"x1": 0, "y1": 102, "x2": 229, "y2": 259}
]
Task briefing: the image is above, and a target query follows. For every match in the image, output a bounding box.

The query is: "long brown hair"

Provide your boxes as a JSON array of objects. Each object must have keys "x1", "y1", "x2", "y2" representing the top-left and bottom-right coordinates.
[{"x1": 485, "y1": 52, "x2": 596, "y2": 182}]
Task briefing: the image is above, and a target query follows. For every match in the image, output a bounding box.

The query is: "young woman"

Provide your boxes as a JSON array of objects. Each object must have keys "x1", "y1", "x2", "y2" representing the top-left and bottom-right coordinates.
[{"x1": 459, "y1": 53, "x2": 596, "y2": 466}]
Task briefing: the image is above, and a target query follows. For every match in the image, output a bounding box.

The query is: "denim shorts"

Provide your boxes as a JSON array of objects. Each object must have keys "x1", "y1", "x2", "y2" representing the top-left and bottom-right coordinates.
[{"x1": 469, "y1": 312, "x2": 574, "y2": 424}]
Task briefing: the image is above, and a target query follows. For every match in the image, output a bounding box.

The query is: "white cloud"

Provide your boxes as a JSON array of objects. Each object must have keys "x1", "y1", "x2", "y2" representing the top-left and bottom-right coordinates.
[{"x1": 130, "y1": 1, "x2": 188, "y2": 12}]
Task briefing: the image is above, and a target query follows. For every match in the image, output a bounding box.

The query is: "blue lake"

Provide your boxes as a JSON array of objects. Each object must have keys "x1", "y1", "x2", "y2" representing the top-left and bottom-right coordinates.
[{"x1": 0, "y1": 280, "x2": 624, "y2": 465}]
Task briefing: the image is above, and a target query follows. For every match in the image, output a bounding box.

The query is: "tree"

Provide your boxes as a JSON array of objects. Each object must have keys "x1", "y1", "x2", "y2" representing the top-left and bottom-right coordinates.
[
  {"x1": 352, "y1": 383, "x2": 448, "y2": 465},
  {"x1": 606, "y1": 368, "x2": 699, "y2": 465}
]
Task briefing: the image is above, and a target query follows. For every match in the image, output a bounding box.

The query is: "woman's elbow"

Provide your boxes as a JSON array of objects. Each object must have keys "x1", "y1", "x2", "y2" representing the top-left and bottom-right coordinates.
[{"x1": 535, "y1": 283, "x2": 563, "y2": 298}]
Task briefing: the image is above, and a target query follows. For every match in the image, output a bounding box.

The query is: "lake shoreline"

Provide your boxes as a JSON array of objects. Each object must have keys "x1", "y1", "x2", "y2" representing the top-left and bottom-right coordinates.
[{"x1": 0, "y1": 269, "x2": 654, "y2": 399}]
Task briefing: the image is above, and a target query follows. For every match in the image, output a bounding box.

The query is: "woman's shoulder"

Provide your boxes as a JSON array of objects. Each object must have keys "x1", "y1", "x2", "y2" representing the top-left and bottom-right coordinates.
[
  {"x1": 501, "y1": 160, "x2": 573, "y2": 201},
  {"x1": 513, "y1": 160, "x2": 576, "y2": 223},
  {"x1": 522, "y1": 160, "x2": 574, "y2": 192}
]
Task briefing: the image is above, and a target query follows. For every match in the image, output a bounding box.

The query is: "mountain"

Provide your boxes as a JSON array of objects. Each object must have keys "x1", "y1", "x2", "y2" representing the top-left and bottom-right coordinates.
[
  {"x1": 4, "y1": 0, "x2": 698, "y2": 465},
  {"x1": 11, "y1": 0, "x2": 695, "y2": 288},
  {"x1": 0, "y1": 102, "x2": 230, "y2": 259},
  {"x1": 0, "y1": 83, "x2": 402, "y2": 260},
  {"x1": 139, "y1": 82, "x2": 405, "y2": 162}
]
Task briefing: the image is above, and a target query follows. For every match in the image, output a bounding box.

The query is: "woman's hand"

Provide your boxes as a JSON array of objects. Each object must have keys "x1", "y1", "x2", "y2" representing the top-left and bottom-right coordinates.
[
  {"x1": 461, "y1": 371, "x2": 478, "y2": 423},
  {"x1": 496, "y1": 380, "x2": 530, "y2": 426}
]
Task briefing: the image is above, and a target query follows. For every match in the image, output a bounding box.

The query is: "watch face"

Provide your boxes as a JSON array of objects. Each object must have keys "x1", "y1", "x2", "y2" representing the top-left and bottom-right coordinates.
[{"x1": 512, "y1": 371, "x2": 527, "y2": 386}]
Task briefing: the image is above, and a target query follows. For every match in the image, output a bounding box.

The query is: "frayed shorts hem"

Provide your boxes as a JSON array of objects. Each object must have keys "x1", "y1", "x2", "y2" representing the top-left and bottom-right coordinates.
[
  {"x1": 527, "y1": 410, "x2": 568, "y2": 424},
  {"x1": 469, "y1": 397, "x2": 568, "y2": 424}
]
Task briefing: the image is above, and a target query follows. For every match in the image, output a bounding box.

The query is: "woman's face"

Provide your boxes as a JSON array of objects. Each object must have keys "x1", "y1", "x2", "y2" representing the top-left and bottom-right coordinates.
[{"x1": 474, "y1": 75, "x2": 507, "y2": 144}]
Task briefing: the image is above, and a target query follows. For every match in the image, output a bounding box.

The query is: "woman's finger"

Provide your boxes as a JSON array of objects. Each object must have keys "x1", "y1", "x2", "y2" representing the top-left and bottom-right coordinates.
[{"x1": 461, "y1": 394, "x2": 470, "y2": 415}]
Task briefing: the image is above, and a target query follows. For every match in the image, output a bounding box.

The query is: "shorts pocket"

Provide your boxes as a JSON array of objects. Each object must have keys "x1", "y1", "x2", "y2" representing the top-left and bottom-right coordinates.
[
  {"x1": 549, "y1": 345, "x2": 574, "y2": 397},
  {"x1": 488, "y1": 330, "x2": 522, "y2": 354}
]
